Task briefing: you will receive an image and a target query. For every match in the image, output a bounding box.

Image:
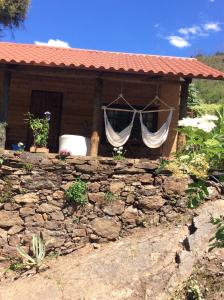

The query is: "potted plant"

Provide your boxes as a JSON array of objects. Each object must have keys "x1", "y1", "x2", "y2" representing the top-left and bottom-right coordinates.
[
  {"x1": 26, "y1": 112, "x2": 51, "y2": 153},
  {"x1": 0, "y1": 122, "x2": 7, "y2": 151}
]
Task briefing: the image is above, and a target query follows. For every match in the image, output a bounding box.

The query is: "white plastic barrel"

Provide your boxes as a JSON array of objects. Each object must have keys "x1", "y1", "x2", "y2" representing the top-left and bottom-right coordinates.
[{"x1": 59, "y1": 135, "x2": 90, "y2": 156}]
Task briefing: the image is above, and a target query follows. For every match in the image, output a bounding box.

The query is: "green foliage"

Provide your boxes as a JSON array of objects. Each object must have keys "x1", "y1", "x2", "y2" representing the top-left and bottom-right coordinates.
[
  {"x1": 0, "y1": 156, "x2": 4, "y2": 165},
  {"x1": 0, "y1": 182, "x2": 13, "y2": 203},
  {"x1": 25, "y1": 112, "x2": 49, "y2": 148},
  {"x1": 23, "y1": 162, "x2": 33, "y2": 172},
  {"x1": 192, "y1": 103, "x2": 223, "y2": 115},
  {"x1": 187, "y1": 180, "x2": 209, "y2": 209},
  {"x1": 186, "y1": 279, "x2": 204, "y2": 300},
  {"x1": 112, "y1": 146, "x2": 126, "y2": 161},
  {"x1": 65, "y1": 179, "x2": 87, "y2": 206},
  {"x1": 17, "y1": 233, "x2": 49, "y2": 269},
  {"x1": 104, "y1": 191, "x2": 117, "y2": 203},
  {"x1": 0, "y1": 0, "x2": 30, "y2": 30},
  {"x1": 187, "y1": 83, "x2": 202, "y2": 108},
  {"x1": 194, "y1": 53, "x2": 224, "y2": 104},
  {"x1": 0, "y1": 122, "x2": 6, "y2": 148},
  {"x1": 209, "y1": 215, "x2": 224, "y2": 250},
  {"x1": 178, "y1": 107, "x2": 224, "y2": 170}
]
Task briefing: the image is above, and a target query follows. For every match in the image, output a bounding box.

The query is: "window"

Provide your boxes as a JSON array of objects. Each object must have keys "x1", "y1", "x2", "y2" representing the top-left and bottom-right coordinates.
[{"x1": 102, "y1": 104, "x2": 158, "y2": 144}]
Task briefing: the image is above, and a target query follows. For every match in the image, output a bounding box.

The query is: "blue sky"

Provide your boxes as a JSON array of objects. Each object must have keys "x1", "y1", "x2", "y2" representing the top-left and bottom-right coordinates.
[{"x1": 2, "y1": 0, "x2": 224, "y2": 57}]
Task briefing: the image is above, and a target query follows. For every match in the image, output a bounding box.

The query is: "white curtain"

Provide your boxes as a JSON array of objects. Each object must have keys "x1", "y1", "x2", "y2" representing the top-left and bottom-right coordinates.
[
  {"x1": 104, "y1": 108, "x2": 136, "y2": 147},
  {"x1": 140, "y1": 110, "x2": 173, "y2": 148}
]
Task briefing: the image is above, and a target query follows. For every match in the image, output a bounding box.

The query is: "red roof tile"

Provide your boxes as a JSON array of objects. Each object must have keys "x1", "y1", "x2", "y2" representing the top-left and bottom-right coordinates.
[{"x1": 0, "y1": 42, "x2": 223, "y2": 80}]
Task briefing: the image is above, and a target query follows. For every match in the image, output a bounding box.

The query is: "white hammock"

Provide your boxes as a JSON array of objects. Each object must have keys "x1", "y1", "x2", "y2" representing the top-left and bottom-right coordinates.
[
  {"x1": 104, "y1": 108, "x2": 136, "y2": 147},
  {"x1": 140, "y1": 110, "x2": 173, "y2": 148}
]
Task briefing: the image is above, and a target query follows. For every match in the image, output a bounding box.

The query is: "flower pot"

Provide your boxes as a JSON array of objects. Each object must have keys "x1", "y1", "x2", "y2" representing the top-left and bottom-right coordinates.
[{"x1": 30, "y1": 146, "x2": 49, "y2": 153}]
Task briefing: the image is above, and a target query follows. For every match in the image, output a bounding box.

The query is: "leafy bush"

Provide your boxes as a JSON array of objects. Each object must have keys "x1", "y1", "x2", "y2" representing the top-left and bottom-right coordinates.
[
  {"x1": 25, "y1": 112, "x2": 50, "y2": 148},
  {"x1": 65, "y1": 179, "x2": 87, "y2": 206},
  {"x1": 192, "y1": 103, "x2": 223, "y2": 115},
  {"x1": 178, "y1": 108, "x2": 224, "y2": 170},
  {"x1": 187, "y1": 180, "x2": 209, "y2": 209},
  {"x1": 187, "y1": 83, "x2": 202, "y2": 108},
  {"x1": 209, "y1": 215, "x2": 224, "y2": 250}
]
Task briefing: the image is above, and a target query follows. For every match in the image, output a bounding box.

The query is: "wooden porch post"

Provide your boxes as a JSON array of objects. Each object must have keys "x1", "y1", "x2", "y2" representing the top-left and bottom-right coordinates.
[
  {"x1": 90, "y1": 77, "x2": 103, "y2": 157},
  {"x1": 177, "y1": 78, "x2": 192, "y2": 151},
  {"x1": 0, "y1": 70, "x2": 11, "y2": 122}
]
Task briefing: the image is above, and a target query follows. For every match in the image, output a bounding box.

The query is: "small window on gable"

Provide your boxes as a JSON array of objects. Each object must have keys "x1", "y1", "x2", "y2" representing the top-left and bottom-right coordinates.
[{"x1": 102, "y1": 104, "x2": 158, "y2": 144}]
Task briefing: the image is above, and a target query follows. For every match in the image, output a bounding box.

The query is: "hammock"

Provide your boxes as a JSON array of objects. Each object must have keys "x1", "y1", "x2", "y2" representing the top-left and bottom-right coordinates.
[
  {"x1": 103, "y1": 108, "x2": 136, "y2": 147},
  {"x1": 140, "y1": 110, "x2": 173, "y2": 148}
]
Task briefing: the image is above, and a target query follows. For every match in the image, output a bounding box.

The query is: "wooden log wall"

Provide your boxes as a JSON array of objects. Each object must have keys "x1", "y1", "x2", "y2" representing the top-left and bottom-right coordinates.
[{"x1": 0, "y1": 69, "x2": 181, "y2": 157}]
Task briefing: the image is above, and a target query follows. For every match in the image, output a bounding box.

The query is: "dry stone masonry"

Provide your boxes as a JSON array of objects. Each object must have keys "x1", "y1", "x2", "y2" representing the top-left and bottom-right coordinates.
[{"x1": 0, "y1": 152, "x2": 222, "y2": 266}]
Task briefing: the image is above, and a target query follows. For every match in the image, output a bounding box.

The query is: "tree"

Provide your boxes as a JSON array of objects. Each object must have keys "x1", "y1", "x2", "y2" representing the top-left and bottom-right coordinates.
[
  {"x1": 0, "y1": 0, "x2": 30, "y2": 31},
  {"x1": 187, "y1": 83, "x2": 202, "y2": 108}
]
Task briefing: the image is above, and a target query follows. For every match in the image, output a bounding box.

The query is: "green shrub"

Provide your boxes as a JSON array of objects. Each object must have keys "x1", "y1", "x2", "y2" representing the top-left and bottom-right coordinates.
[
  {"x1": 209, "y1": 215, "x2": 224, "y2": 250},
  {"x1": 187, "y1": 180, "x2": 209, "y2": 209},
  {"x1": 65, "y1": 179, "x2": 87, "y2": 206},
  {"x1": 104, "y1": 191, "x2": 117, "y2": 203},
  {"x1": 25, "y1": 112, "x2": 50, "y2": 148}
]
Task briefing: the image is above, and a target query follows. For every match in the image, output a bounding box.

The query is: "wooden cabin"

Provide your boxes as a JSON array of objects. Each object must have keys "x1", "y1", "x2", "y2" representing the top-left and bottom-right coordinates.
[{"x1": 0, "y1": 42, "x2": 223, "y2": 158}]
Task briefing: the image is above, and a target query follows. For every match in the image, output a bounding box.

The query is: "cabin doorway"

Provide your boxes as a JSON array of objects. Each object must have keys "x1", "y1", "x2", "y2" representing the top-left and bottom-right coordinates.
[{"x1": 27, "y1": 90, "x2": 63, "y2": 152}]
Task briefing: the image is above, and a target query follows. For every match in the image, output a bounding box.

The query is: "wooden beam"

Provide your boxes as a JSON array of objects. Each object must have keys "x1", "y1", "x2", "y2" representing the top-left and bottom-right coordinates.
[
  {"x1": 90, "y1": 78, "x2": 103, "y2": 157},
  {"x1": 0, "y1": 64, "x2": 182, "y2": 85},
  {"x1": 0, "y1": 70, "x2": 11, "y2": 122},
  {"x1": 177, "y1": 78, "x2": 192, "y2": 151}
]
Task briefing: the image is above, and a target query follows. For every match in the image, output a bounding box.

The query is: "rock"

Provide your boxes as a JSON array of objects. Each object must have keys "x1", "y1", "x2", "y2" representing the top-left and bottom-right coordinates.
[
  {"x1": 91, "y1": 218, "x2": 121, "y2": 240},
  {"x1": 44, "y1": 221, "x2": 60, "y2": 230},
  {"x1": 20, "y1": 207, "x2": 35, "y2": 216},
  {"x1": 88, "y1": 182, "x2": 100, "y2": 193},
  {"x1": 37, "y1": 203, "x2": 59, "y2": 213},
  {"x1": 88, "y1": 192, "x2": 105, "y2": 205},
  {"x1": 75, "y1": 164, "x2": 97, "y2": 174},
  {"x1": 4, "y1": 203, "x2": 19, "y2": 211},
  {"x1": 163, "y1": 176, "x2": 189, "y2": 195},
  {"x1": 126, "y1": 194, "x2": 135, "y2": 204},
  {"x1": 0, "y1": 228, "x2": 7, "y2": 240},
  {"x1": 52, "y1": 190, "x2": 64, "y2": 200},
  {"x1": 140, "y1": 185, "x2": 159, "y2": 196},
  {"x1": 139, "y1": 174, "x2": 154, "y2": 184},
  {"x1": 0, "y1": 211, "x2": 23, "y2": 228},
  {"x1": 61, "y1": 182, "x2": 74, "y2": 191},
  {"x1": 102, "y1": 200, "x2": 125, "y2": 216},
  {"x1": 73, "y1": 229, "x2": 86, "y2": 237},
  {"x1": 207, "y1": 186, "x2": 220, "y2": 200},
  {"x1": 50, "y1": 211, "x2": 65, "y2": 221},
  {"x1": 122, "y1": 206, "x2": 139, "y2": 224},
  {"x1": 14, "y1": 193, "x2": 39, "y2": 204},
  {"x1": 8, "y1": 225, "x2": 24, "y2": 235},
  {"x1": 138, "y1": 196, "x2": 165, "y2": 211},
  {"x1": 109, "y1": 182, "x2": 125, "y2": 194}
]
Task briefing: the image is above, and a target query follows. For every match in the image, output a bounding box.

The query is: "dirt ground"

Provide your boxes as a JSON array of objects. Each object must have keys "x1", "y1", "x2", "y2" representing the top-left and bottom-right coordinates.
[{"x1": 173, "y1": 249, "x2": 224, "y2": 300}]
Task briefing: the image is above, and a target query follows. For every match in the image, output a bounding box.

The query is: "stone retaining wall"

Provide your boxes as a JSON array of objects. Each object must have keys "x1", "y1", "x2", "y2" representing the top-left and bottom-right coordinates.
[{"x1": 0, "y1": 152, "x2": 221, "y2": 264}]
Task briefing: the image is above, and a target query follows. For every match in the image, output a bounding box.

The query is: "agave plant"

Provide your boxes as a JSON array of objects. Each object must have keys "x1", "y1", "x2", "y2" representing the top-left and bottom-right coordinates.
[{"x1": 17, "y1": 233, "x2": 50, "y2": 269}]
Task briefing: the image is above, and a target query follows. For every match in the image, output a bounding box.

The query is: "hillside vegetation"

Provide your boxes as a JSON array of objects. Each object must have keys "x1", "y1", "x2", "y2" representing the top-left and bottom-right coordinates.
[{"x1": 194, "y1": 52, "x2": 224, "y2": 104}]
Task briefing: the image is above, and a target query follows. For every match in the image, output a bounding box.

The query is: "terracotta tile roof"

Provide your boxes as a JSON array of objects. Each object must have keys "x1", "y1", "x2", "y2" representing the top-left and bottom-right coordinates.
[{"x1": 0, "y1": 42, "x2": 223, "y2": 80}]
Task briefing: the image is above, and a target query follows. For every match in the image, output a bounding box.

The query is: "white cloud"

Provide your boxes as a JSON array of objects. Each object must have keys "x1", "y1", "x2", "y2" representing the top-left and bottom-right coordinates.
[
  {"x1": 154, "y1": 23, "x2": 159, "y2": 28},
  {"x1": 166, "y1": 36, "x2": 190, "y2": 48},
  {"x1": 34, "y1": 39, "x2": 71, "y2": 48},
  {"x1": 209, "y1": 0, "x2": 215, "y2": 2},
  {"x1": 203, "y1": 22, "x2": 221, "y2": 31},
  {"x1": 178, "y1": 26, "x2": 201, "y2": 35}
]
